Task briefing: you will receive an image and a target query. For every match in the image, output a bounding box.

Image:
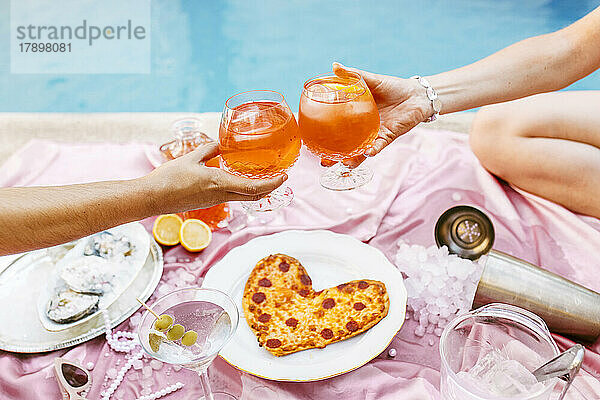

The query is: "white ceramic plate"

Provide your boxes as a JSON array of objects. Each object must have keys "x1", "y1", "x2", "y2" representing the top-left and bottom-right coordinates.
[{"x1": 202, "y1": 230, "x2": 407, "y2": 381}]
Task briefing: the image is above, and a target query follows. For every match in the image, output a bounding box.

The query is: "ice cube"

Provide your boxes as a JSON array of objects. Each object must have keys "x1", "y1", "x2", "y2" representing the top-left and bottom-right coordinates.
[
  {"x1": 468, "y1": 350, "x2": 505, "y2": 380},
  {"x1": 150, "y1": 360, "x2": 163, "y2": 370},
  {"x1": 421, "y1": 273, "x2": 432, "y2": 285},
  {"x1": 142, "y1": 365, "x2": 152, "y2": 378},
  {"x1": 436, "y1": 297, "x2": 449, "y2": 308},
  {"x1": 488, "y1": 359, "x2": 540, "y2": 396},
  {"x1": 417, "y1": 248, "x2": 427, "y2": 263},
  {"x1": 432, "y1": 276, "x2": 446, "y2": 289},
  {"x1": 307, "y1": 84, "x2": 337, "y2": 102},
  {"x1": 463, "y1": 350, "x2": 543, "y2": 397}
]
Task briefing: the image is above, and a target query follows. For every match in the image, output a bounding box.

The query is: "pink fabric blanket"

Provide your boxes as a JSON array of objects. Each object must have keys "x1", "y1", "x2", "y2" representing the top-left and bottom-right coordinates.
[{"x1": 1, "y1": 128, "x2": 599, "y2": 400}]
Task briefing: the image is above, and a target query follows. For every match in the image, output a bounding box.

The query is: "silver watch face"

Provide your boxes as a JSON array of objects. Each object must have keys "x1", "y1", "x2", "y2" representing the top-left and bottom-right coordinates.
[{"x1": 432, "y1": 98, "x2": 442, "y2": 113}]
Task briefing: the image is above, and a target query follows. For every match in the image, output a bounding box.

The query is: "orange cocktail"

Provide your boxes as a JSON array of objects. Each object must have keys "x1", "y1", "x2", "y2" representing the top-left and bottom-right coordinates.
[
  {"x1": 219, "y1": 90, "x2": 300, "y2": 211},
  {"x1": 299, "y1": 71, "x2": 379, "y2": 190}
]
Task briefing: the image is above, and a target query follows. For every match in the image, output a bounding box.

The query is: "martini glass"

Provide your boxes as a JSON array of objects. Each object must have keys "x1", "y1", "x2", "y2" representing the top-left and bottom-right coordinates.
[{"x1": 138, "y1": 288, "x2": 239, "y2": 400}]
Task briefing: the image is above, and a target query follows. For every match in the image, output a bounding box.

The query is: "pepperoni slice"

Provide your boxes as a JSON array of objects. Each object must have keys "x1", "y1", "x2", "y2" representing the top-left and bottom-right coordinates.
[
  {"x1": 252, "y1": 292, "x2": 266, "y2": 304},
  {"x1": 358, "y1": 281, "x2": 369, "y2": 289},
  {"x1": 353, "y1": 302, "x2": 366, "y2": 311},
  {"x1": 346, "y1": 320, "x2": 359, "y2": 332},
  {"x1": 320, "y1": 328, "x2": 334, "y2": 340},
  {"x1": 298, "y1": 288, "x2": 310, "y2": 297},
  {"x1": 285, "y1": 318, "x2": 298, "y2": 328},
  {"x1": 266, "y1": 339, "x2": 282, "y2": 348},
  {"x1": 300, "y1": 274, "x2": 312, "y2": 286},
  {"x1": 278, "y1": 261, "x2": 290, "y2": 272},
  {"x1": 258, "y1": 278, "x2": 272, "y2": 287},
  {"x1": 322, "y1": 298, "x2": 335, "y2": 309},
  {"x1": 258, "y1": 313, "x2": 271, "y2": 323}
]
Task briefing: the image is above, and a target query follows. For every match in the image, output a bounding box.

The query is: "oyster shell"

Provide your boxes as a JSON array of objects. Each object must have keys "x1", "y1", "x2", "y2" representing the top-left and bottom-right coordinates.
[
  {"x1": 83, "y1": 232, "x2": 134, "y2": 261},
  {"x1": 47, "y1": 288, "x2": 100, "y2": 324},
  {"x1": 60, "y1": 256, "x2": 114, "y2": 295}
]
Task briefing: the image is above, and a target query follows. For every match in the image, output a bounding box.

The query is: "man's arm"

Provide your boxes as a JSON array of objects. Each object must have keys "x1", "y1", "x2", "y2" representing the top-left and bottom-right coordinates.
[
  {"x1": 0, "y1": 180, "x2": 156, "y2": 255},
  {"x1": 0, "y1": 144, "x2": 284, "y2": 255}
]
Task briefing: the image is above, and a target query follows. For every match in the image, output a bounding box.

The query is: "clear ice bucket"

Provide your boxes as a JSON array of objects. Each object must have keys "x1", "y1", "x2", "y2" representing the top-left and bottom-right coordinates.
[{"x1": 440, "y1": 303, "x2": 559, "y2": 400}]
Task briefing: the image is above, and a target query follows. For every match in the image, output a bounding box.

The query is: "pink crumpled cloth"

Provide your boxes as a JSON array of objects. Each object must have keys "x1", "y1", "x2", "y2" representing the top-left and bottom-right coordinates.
[{"x1": 1, "y1": 128, "x2": 599, "y2": 400}]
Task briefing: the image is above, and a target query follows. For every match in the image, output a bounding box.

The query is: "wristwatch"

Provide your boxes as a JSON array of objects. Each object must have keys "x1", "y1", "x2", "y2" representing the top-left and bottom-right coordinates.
[{"x1": 410, "y1": 75, "x2": 442, "y2": 122}]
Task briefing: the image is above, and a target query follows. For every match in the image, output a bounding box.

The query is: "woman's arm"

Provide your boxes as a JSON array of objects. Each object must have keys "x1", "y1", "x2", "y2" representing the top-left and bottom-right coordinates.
[
  {"x1": 428, "y1": 6, "x2": 600, "y2": 114},
  {"x1": 0, "y1": 143, "x2": 284, "y2": 255},
  {"x1": 339, "y1": 5, "x2": 600, "y2": 156}
]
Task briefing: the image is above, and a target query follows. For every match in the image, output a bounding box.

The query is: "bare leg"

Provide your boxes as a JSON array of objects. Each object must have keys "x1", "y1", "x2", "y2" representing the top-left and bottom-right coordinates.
[{"x1": 469, "y1": 91, "x2": 600, "y2": 218}]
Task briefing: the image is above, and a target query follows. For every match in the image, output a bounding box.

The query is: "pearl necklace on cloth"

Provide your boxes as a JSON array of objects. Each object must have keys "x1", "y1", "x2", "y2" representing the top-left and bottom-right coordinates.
[
  {"x1": 136, "y1": 382, "x2": 185, "y2": 400},
  {"x1": 103, "y1": 311, "x2": 138, "y2": 353},
  {"x1": 100, "y1": 310, "x2": 185, "y2": 400}
]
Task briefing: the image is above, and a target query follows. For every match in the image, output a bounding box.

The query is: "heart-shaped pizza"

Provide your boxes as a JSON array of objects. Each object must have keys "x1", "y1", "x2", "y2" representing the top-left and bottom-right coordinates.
[{"x1": 242, "y1": 253, "x2": 390, "y2": 356}]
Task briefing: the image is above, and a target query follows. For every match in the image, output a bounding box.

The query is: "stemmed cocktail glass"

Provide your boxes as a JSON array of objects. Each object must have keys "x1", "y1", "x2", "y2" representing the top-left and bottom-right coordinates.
[
  {"x1": 138, "y1": 288, "x2": 239, "y2": 400},
  {"x1": 219, "y1": 90, "x2": 301, "y2": 212},
  {"x1": 299, "y1": 70, "x2": 380, "y2": 190}
]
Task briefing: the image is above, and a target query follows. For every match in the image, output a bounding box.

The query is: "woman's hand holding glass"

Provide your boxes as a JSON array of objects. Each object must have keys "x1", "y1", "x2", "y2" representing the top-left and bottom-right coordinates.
[{"x1": 331, "y1": 62, "x2": 434, "y2": 165}]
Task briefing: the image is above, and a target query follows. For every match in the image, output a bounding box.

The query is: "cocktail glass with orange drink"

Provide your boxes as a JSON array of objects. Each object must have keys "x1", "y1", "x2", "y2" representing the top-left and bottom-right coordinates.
[
  {"x1": 219, "y1": 90, "x2": 301, "y2": 212},
  {"x1": 299, "y1": 70, "x2": 380, "y2": 190}
]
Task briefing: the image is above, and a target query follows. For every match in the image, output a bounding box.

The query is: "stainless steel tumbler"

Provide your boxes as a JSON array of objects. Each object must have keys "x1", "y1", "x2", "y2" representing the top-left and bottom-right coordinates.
[{"x1": 435, "y1": 205, "x2": 600, "y2": 342}]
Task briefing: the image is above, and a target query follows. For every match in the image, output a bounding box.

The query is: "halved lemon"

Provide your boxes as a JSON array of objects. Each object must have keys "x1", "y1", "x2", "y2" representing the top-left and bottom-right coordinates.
[
  {"x1": 152, "y1": 214, "x2": 183, "y2": 246},
  {"x1": 180, "y1": 219, "x2": 212, "y2": 252}
]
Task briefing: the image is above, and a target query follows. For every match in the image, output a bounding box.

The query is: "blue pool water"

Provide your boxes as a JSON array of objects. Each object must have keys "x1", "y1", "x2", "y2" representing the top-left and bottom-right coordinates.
[{"x1": 0, "y1": 0, "x2": 598, "y2": 112}]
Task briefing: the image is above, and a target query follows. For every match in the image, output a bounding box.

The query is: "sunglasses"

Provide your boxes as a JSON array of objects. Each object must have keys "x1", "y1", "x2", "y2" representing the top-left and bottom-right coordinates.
[{"x1": 54, "y1": 357, "x2": 91, "y2": 400}]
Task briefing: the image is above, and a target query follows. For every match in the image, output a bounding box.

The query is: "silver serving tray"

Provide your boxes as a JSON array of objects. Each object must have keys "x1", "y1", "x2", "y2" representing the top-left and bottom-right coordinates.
[{"x1": 0, "y1": 239, "x2": 163, "y2": 353}]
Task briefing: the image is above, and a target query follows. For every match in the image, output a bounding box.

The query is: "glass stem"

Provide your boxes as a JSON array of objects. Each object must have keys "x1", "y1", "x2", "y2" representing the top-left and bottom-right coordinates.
[
  {"x1": 199, "y1": 369, "x2": 214, "y2": 400},
  {"x1": 336, "y1": 162, "x2": 352, "y2": 177}
]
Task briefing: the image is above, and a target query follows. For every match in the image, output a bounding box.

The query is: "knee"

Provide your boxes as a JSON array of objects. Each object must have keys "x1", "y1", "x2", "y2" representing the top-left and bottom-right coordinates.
[{"x1": 469, "y1": 105, "x2": 516, "y2": 176}]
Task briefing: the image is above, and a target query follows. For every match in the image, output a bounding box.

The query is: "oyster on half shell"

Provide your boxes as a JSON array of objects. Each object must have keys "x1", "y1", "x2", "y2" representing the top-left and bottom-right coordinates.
[
  {"x1": 60, "y1": 256, "x2": 114, "y2": 295},
  {"x1": 84, "y1": 232, "x2": 134, "y2": 261},
  {"x1": 46, "y1": 288, "x2": 100, "y2": 324}
]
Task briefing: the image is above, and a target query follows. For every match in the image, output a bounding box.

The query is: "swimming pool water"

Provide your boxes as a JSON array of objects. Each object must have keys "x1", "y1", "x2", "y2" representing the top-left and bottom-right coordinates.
[{"x1": 0, "y1": 0, "x2": 598, "y2": 112}]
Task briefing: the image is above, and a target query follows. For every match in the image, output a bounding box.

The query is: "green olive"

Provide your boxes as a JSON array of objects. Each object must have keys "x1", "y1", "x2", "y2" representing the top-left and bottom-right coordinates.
[
  {"x1": 181, "y1": 330, "x2": 198, "y2": 346},
  {"x1": 166, "y1": 324, "x2": 185, "y2": 341},
  {"x1": 154, "y1": 314, "x2": 174, "y2": 332},
  {"x1": 149, "y1": 333, "x2": 162, "y2": 352}
]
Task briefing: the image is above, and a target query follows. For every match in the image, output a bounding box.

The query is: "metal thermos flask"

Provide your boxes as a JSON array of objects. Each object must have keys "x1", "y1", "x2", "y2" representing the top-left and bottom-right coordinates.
[{"x1": 435, "y1": 206, "x2": 600, "y2": 342}]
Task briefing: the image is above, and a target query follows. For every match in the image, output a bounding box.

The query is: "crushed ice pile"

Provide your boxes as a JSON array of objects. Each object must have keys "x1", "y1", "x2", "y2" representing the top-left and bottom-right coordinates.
[
  {"x1": 394, "y1": 240, "x2": 484, "y2": 338},
  {"x1": 457, "y1": 349, "x2": 545, "y2": 397}
]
